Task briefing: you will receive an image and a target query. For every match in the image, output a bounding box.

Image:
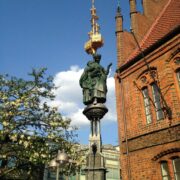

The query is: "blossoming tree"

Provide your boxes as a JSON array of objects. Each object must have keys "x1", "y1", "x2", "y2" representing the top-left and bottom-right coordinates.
[{"x1": 0, "y1": 68, "x2": 79, "y2": 179}]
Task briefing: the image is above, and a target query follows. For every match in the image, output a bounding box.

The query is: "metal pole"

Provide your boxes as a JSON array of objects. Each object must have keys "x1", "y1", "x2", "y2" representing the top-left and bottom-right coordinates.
[
  {"x1": 91, "y1": 121, "x2": 93, "y2": 136},
  {"x1": 56, "y1": 166, "x2": 59, "y2": 180},
  {"x1": 79, "y1": 168, "x2": 81, "y2": 180},
  {"x1": 93, "y1": 119, "x2": 96, "y2": 136},
  {"x1": 95, "y1": 120, "x2": 97, "y2": 136}
]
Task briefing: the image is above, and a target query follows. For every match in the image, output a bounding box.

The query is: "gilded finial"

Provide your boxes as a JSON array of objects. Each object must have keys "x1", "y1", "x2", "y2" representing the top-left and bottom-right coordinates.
[{"x1": 84, "y1": 0, "x2": 104, "y2": 55}]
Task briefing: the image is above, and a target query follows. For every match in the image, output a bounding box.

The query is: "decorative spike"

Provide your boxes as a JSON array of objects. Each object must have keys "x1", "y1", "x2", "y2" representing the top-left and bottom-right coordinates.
[
  {"x1": 117, "y1": 6, "x2": 122, "y2": 16},
  {"x1": 92, "y1": 0, "x2": 95, "y2": 8},
  {"x1": 116, "y1": 0, "x2": 122, "y2": 17},
  {"x1": 117, "y1": 0, "x2": 120, "y2": 7}
]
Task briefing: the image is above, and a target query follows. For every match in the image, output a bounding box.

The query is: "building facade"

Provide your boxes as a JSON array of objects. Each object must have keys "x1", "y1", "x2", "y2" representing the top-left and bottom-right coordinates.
[
  {"x1": 70, "y1": 145, "x2": 121, "y2": 180},
  {"x1": 102, "y1": 145, "x2": 121, "y2": 180},
  {"x1": 115, "y1": 0, "x2": 180, "y2": 179}
]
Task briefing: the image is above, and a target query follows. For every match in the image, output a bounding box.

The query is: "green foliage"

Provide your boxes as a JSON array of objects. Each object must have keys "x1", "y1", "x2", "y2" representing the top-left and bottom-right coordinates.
[{"x1": 0, "y1": 68, "x2": 78, "y2": 179}]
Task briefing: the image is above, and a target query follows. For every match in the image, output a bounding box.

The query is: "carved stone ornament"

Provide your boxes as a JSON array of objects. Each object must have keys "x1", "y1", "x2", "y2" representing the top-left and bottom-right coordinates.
[{"x1": 136, "y1": 70, "x2": 157, "y2": 89}]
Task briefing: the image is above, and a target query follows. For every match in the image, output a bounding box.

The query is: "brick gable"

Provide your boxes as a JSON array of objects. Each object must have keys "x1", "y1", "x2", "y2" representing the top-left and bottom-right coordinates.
[{"x1": 125, "y1": 0, "x2": 180, "y2": 65}]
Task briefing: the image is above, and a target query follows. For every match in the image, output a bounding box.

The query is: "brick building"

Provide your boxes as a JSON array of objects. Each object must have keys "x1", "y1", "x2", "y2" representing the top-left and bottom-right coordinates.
[{"x1": 115, "y1": 0, "x2": 180, "y2": 179}]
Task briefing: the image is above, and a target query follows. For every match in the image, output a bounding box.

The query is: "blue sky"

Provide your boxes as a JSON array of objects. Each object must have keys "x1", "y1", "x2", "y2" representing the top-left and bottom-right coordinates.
[{"x1": 0, "y1": 0, "x2": 141, "y2": 145}]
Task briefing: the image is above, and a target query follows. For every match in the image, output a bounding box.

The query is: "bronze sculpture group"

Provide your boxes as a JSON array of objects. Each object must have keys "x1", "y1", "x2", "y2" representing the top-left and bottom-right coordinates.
[{"x1": 79, "y1": 54, "x2": 112, "y2": 105}]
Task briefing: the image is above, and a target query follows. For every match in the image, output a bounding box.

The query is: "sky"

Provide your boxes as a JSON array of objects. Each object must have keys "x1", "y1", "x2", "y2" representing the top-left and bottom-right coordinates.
[{"x1": 0, "y1": 0, "x2": 143, "y2": 145}]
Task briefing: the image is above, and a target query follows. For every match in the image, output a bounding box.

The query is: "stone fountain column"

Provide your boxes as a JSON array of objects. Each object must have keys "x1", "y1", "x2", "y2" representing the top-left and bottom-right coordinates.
[{"x1": 83, "y1": 103, "x2": 107, "y2": 180}]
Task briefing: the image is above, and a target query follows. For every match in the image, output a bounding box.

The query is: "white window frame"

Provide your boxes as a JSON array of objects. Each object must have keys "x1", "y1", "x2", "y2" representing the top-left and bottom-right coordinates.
[
  {"x1": 176, "y1": 70, "x2": 180, "y2": 87},
  {"x1": 152, "y1": 83, "x2": 164, "y2": 120},
  {"x1": 142, "y1": 87, "x2": 152, "y2": 124},
  {"x1": 161, "y1": 161, "x2": 170, "y2": 180},
  {"x1": 172, "y1": 157, "x2": 180, "y2": 180}
]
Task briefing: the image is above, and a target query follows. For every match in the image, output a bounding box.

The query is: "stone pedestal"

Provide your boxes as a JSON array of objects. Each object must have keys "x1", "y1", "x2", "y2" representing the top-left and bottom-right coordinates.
[
  {"x1": 83, "y1": 103, "x2": 107, "y2": 180},
  {"x1": 84, "y1": 153, "x2": 106, "y2": 180}
]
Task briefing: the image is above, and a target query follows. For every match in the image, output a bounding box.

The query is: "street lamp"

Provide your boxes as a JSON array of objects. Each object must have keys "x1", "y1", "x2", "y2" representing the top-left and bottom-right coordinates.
[
  {"x1": 48, "y1": 150, "x2": 69, "y2": 180},
  {"x1": 56, "y1": 150, "x2": 69, "y2": 165}
]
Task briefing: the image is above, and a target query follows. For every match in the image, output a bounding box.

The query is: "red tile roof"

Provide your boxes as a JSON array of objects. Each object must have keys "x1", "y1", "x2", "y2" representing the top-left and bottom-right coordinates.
[{"x1": 125, "y1": 0, "x2": 180, "y2": 64}]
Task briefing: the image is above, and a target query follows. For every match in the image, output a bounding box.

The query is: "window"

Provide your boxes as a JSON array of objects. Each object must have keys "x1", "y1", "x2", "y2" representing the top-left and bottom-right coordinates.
[
  {"x1": 161, "y1": 161, "x2": 170, "y2": 180},
  {"x1": 170, "y1": 54, "x2": 180, "y2": 97},
  {"x1": 177, "y1": 70, "x2": 180, "y2": 87},
  {"x1": 142, "y1": 87, "x2": 152, "y2": 124},
  {"x1": 152, "y1": 83, "x2": 164, "y2": 120},
  {"x1": 106, "y1": 168, "x2": 120, "y2": 179},
  {"x1": 103, "y1": 152, "x2": 117, "y2": 159},
  {"x1": 137, "y1": 69, "x2": 165, "y2": 122},
  {"x1": 172, "y1": 158, "x2": 180, "y2": 180}
]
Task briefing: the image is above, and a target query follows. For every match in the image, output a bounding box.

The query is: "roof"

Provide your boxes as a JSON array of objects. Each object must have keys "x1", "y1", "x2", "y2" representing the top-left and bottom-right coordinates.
[{"x1": 125, "y1": 0, "x2": 180, "y2": 65}]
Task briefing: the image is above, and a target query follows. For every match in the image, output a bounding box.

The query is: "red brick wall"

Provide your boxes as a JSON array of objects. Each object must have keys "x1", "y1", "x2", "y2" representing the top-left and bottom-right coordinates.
[
  {"x1": 129, "y1": 0, "x2": 169, "y2": 44},
  {"x1": 115, "y1": 28, "x2": 180, "y2": 179},
  {"x1": 142, "y1": 0, "x2": 169, "y2": 21},
  {"x1": 120, "y1": 142, "x2": 180, "y2": 180}
]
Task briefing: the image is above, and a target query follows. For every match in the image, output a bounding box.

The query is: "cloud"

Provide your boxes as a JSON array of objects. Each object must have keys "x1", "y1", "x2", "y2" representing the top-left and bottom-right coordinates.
[{"x1": 49, "y1": 65, "x2": 116, "y2": 128}]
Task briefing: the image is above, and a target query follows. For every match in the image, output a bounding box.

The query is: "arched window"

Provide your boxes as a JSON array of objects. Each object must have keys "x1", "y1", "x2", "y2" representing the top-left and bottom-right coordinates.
[
  {"x1": 151, "y1": 83, "x2": 164, "y2": 120},
  {"x1": 172, "y1": 157, "x2": 180, "y2": 180},
  {"x1": 174, "y1": 56, "x2": 180, "y2": 89},
  {"x1": 168, "y1": 49, "x2": 180, "y2": 95},
  {"x1": 142, "y1": 87, "x2": 152, "y2": 124},
  {"x1": 136, "y1": 69, "x2": 164, "y2": 124},
  {"x1": 176, "y1": 69, "x2": 180, "y2": 88},
  {"x1": 152, "y1": 148, "x2": 180, "y2": 180},
  {"x1": 160, "y1": 161, "x2": 170, "y2": 180}
]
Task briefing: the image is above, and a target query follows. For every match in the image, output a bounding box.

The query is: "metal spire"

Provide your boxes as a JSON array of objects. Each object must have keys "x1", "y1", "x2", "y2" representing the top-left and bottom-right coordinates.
[
  {"x1": 117, "y1": 0, "x2": 120, "y2": 7},
  {"x1": 84, "y1": 0, "x2": 104, "y2": 55},
  {"x1": 92, "y1": 0, "x2": 95, "y2": 7},
  {"x1": 117, "y1": 0, "x2": 122, "y2": 15}
]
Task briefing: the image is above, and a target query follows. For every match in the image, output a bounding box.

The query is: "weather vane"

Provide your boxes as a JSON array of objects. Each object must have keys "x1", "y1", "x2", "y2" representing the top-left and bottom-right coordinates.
[{"x1": 84, "y1": 0, "x2": 104, "y2": 55}]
